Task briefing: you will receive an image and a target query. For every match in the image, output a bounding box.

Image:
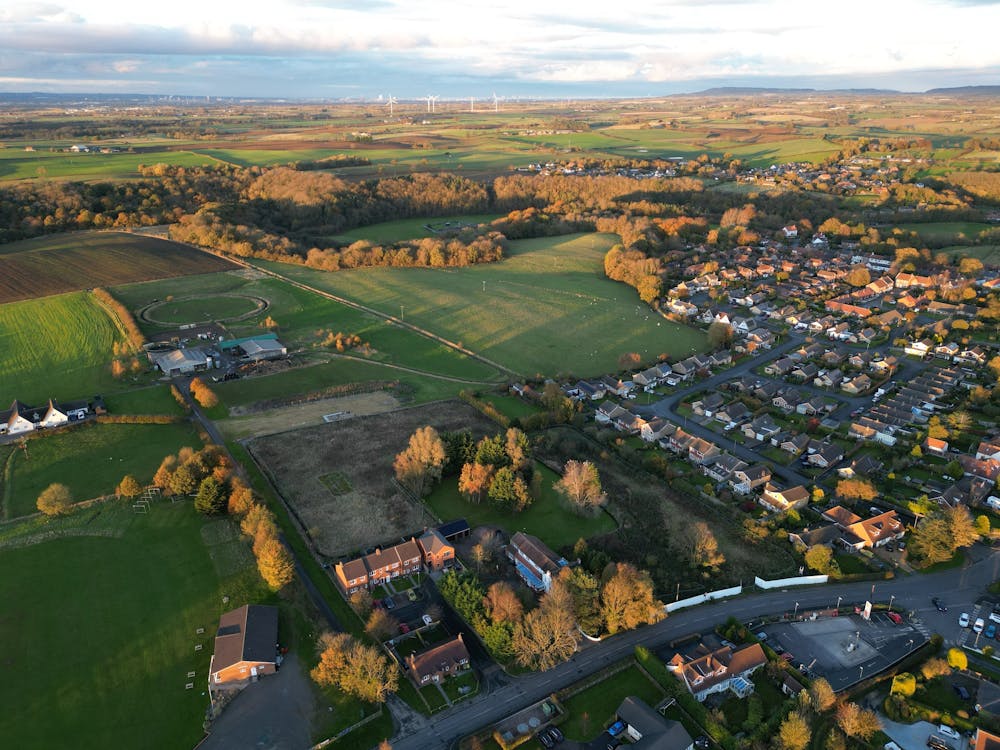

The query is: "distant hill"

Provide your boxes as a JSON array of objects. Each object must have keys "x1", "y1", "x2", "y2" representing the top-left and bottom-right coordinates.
[
  {"x1": 926, "y1": 85, "x2": 1000, "y2": 95},
  {"x1": 683, "y1": 86, "x2": 900, "y2": 96}
]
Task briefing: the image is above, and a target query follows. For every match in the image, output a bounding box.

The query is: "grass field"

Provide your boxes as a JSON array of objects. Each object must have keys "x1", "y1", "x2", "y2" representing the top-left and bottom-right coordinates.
[
  {"x1": 0, "y1": 147, "x2": 216, "y2": 181},
  {"x1": 559, "y1": 664, "x2": 664, "y2": 741},
  {"x1": 0, "y1": 290, "x2": 124, "y2": 403},
  {"x1": 144, "y1": 294, "x2": 263, "y2": 324},
  {"x1": 263, "y1": 233, "x2": 708, "y2": 377},
  {"x1": 937, "y1": 244, "x2": 1000, "y2": 266},
  {"x1": 895, "y1": 221, "x2": 993, "y2": 244},
  {"x1": 115, "y1": 270, "x2": 501, "y2": 382},
  {"x1": 0, "y1": 500, "x2": 266, "y2": 750},
  {"x1": 332, "y1": 214, "x2": 502, "y2": 244},
  {"x1": 4, "y1": 421, "x2": 202, "y2": 519},
  {"x1": 424, "y1": 462, "x2": 616, "y2": 552},
  {"x1": 0, "y1": 231, "x2": 234, "y2": 303},
  {"x1": 101, "y1": 385, "x2": 187, "y2": 416}
]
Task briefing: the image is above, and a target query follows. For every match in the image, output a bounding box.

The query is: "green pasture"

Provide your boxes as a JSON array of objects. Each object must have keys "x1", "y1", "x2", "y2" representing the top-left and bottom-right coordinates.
[
  {"x1": 261, "y1": 233, "x2": 708, "y2": 377},
  {"x1": 115, "y1": 271, "x2": 500, "y2": 381},
  {"x1": 936, "y1": 244, "x2": 1000, "y2": 266},
  {"x1": 146, "y1": 295, "x2": 262, "y2": 325},
  {"x1": 332, "y1": 214, "x2": 502, "y2": 244},
  {"x1": 4, "y1": 421, "x2": 202, "y2": 519},
  {"x1": 101, "y1": 385, "x2": 186, "y2": 416},
  {"x1": 0, "y1": 147, "x2": 214, "y2": 181},
  {"x1": 0, "y1": 500, "x2": 266, "y2": 750},
  {"x1": 0, "y1": 291, "x2": 123, "y2": 404},
  {"x1": 424, "y1": 462, "x2": 616, "y2": 552},
  {"x1": 894, "y1": 221, "x2": 993, "y2": 243}
]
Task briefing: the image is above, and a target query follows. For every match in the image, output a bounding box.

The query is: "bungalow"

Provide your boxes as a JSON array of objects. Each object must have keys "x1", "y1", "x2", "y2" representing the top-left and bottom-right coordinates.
[
  {"x1": 904, "y1": 339, "x2": 934, "y2": 359},
  {"x1": 600, "y1": 376, "x2": 635, "y2": 397},
  {"x1": 406, "y1": 634, "x2": 471, "y2": 684},
  {"x1": 575, "y1": 380, "x2": 607, "y2": 401},
  {"x1": 743, "y1": 415, "x2": 781, "y2": 442},
  {"x1": 923, "y1": 437, "x2": 949, "y2": 457},
  {"x1": 773, "y1": 390, "x2": 804, "y2": 413},
  {"x1": 841, "y1": 374, "x2": 872, "y2": 395},
  {"x1": 869, "y1": 356, "x2": 898, "y2": 374},
  {"x1": 666, "y1": 640, "x2": 767, "y2": 702},
  {"x1": 957, "y1": 346, "x2": 988, "y2": 366},
  {"x1": 797, "y1": 396, "x2": 830, "y2": 416},
  {"x1": 508, "y1": 531, "x2": 567, "y2": 592},
  {"x1": 814, "y1": 369, "x2": 843, "y2": 389},
  {"x1": 691, "y1": 392, "x2": 725, "y2": 417},
  {"x1": 614, "y1": 696, "x2": 694, "y2": 750},
  {"x1": 807, "y1": 443, "x2": 844, "y2": 469},
  {"x1": 209, "y1": 604, "x2": 278, "y2": 687},
  {"x1": 715, "y1": 402, "x2": 750, "y2": 426},
  {"x1": 934, "y1": 342, "x2": 960, "y2": 360},
  {"x1": 634, "y1": 366, "x2": 664, "y2": 388},
  {"x1": 765, "y1": 357, "x2": 796, "y2": 377},
  {"x1": 846, "y1": 511, "x2": 906, "y2": 550},
  {"x1": 837, "y1": 454, "x2": 884, "y2": 479},
  {"x1": 759, "y1": 484, "x2": 810, "y2": 513},
  {"x1": 779, "y1": 433, "x2": 811, "y2": 456},
  {"x1": 595, "y1": 400, "x2": 631, "y2": 425},
  {"x1": 791, "y1": 363, "x2": 819, "y2": 382},
  {"x1": 731, "y1": 464, "x2": 772, "y2": 494}
]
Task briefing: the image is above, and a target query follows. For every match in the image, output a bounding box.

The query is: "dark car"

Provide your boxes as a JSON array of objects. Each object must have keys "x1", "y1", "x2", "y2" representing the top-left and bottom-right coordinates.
[
  {"x1": 546, "y1": 726, "x2": 563, "y2": 744},
  {"x1": 383, "y1": 597, "x2": 395, "y2": 610},
  {"x1": 694, "y1": 737, "x2": 711, "y2": 749},
  {"x1": 537, "y1": 730, "x2": 554, "y2": 749},
  {"x1": 932, "y1": 597, "x2": 948, "y2": 612},
  {"x1": 954, "y1": 685, "x2": 971, "y2": 700}
]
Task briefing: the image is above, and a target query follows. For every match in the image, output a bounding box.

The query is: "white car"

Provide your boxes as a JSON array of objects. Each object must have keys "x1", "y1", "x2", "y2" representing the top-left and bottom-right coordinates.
[
  {"x1": 974, "y1": 617, "x2": 986, "y2": 634},
  {"x1": 938, "y1": 725, "x2": 961, "y2": 740},
  {"x1": 959, "y1": 612, "x2": 970, "y2": 628}
]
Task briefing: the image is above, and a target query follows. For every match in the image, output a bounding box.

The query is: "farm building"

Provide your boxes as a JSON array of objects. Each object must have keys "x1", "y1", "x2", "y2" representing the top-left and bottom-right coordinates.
[
  {"x1": 209, "y1": 604, "x2": 279, "y2": 688},
  {"x1": 149, "y1": 347, "x2": 209, "y2": 375},
  {"x1": 219, "y1": 333, "x2": 287, "y2": 362}
]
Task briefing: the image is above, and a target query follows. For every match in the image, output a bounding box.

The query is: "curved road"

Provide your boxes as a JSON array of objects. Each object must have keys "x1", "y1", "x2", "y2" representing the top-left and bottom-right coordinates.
[{"x1": 388, "y1": 545, "x2": 1000, "y2": 750}]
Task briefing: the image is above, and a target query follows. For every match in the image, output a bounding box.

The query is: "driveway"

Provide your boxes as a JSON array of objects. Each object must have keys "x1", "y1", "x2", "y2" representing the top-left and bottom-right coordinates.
[
  {"x1": 880, "y1": 716, "x2": 968, "y2": 749},
  {"x1": 201, "y1": 654, "x2": 315, "y2": 750}
]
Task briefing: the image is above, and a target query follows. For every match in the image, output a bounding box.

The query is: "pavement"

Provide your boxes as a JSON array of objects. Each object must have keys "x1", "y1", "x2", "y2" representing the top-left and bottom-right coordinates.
[{"x1": 200, "y1": 654, "x2": 315, "y2": 750}]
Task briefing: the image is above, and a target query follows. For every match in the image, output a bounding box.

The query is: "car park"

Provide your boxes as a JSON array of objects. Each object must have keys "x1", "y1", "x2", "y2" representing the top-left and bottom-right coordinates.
[
  {"x1": 959, "y1": 612, "x2": 970, "y2": 628},
  {"x1": 974, "y1": 618, "x2": 985, "y2": 634}
]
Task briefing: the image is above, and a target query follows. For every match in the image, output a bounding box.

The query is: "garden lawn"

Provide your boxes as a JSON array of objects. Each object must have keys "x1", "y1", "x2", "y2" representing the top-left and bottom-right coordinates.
[
  {"x1": 0, "y1": 290, "x2": 124, "y2": 404},
  {"x1": 424, "y1": 462, "x2": 616, "y2": 552},
  {"x1": 0, "y1": 500, "x2": 266, "y2": 750},
  {"x1": 478, "y1": 393, "x2": 541, "y2": 421},
  {"x1": 559, "y1": 664, "x2": 664, "y2": 741},
  {"x1": 5, "y1": 421, "x2": 202, "y2": 518},
  {"x1": 834, "y1": 554, "x2": 870, "y2": 575},
  {"x1": 260, "y1": 233, "x2": 707, "y2": 377}
]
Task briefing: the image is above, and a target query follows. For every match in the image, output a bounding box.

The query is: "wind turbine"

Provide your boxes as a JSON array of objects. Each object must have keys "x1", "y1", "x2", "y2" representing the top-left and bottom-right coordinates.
[
  {"x1": 431, "y1": 95, "x2": 439, "y2": 113},
  {"x1": 469, "y1": 96, "x2": 475, "y2": 113},
  {"x1": 492, "y1": 92, "x2": 500, "y2": 112},
  {"x1": 386, "y1": 94, "x2": 397, "y2": 116},
  {"x1": 425, "y1": 95, "x2": 433, "y2": 113}
]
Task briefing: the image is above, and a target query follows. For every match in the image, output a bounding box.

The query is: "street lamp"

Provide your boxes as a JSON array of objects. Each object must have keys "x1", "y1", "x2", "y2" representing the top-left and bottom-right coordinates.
[
  {"x1": 794, "y1": 602, "x2": 799, "y2": 619},
  {"x1": 871, "y1": 583, "x2": 876, "y2": 600},
  {"x1": 836, "y1": 595, "x2": 842, "y2": 612},
  {"x1": 889, "y1": 595, "x2": 895, "y2": 613},
  {"x1": 859, "y1": 665, "x2": 865, "y2": 680}
]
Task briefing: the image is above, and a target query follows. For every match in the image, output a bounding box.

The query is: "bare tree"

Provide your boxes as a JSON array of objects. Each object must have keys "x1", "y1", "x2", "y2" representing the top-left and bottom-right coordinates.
[
  {"x1": 483, "y1": 581, "x2": 523, "y2": 623},
  {"x1": 394, "y1": 426, "x2": 447, "y2": 496},
  {"x1": 554, "y1": 460, "x2": 607, "y2": 515},
  {"x1": 458, "y1": 462, "x2": 493, "y2": 504},
  {"x1": 687, "y1": 522, "x2": 725, "y2": 570}
]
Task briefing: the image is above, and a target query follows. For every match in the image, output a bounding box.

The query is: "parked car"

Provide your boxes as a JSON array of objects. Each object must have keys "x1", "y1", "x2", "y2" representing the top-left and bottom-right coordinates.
[
  {"x1": 422, "y1": 614, "x2": 433, "y2": 626},
  {"x1": 932, "y1": 597, "x2": 947, "y2": 612},
  {"x1": 974, "y1": 618, "x2": 985, "y2": 634},
  {"x1": 887, "y1": 612, "x2": 903, "y2": 624},
  {"x1": 547, "y1": 727, "x2": 564, "y2": 743},
  {"x1": 959, "y1": 612, "x2": 970, "y2": 628},
  {"x1": 927, "y1": 736, "x2": 955, "y2": 750},
  {"x1": 937, "y1": 725, "x2": 961, "y2": 741},
  {"x1": 383, "y1": 597, "x2": 395, "y2": 610},
  {"x1": 608, "y1": 721, "x2": 626, "y2": 737},
  {"x1": 399, "y1": 622, "x2": 410, "y2": 634},
  {"x1": 987, "y1": 624, "x2": 997, "y2": 640},
  {"x1": 407, "y1": 589, "x2": 418, "y2": 602},
  {"x1": 954, "y1": 685, "x2": 970, "y2": 700},
  {"x1": 537, "y1": 730, "x2": 554, "y2": 749},
  {"x1": 694, "y1": 738, "x2": 711, "y2": 750}
]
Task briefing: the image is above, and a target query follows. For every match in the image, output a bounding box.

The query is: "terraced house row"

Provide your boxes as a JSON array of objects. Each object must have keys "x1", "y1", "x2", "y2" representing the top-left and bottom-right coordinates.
[{"x1": 333, "y1": 526, "x2": 457, "y2": 595}]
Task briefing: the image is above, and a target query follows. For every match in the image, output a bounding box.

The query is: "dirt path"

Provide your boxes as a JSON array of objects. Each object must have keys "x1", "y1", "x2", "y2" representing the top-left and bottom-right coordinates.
[{"x1": 217, "y1": 390, "x2": 402, "y2": 439}]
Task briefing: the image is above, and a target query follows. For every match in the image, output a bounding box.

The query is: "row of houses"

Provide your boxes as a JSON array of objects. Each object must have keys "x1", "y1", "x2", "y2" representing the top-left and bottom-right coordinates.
[
  {"x1": 1, "y1": 398, "x2": 94, "y2": 436},
  {"x1": 333, "y1": 525, "x2": 460, "y2": 595}
]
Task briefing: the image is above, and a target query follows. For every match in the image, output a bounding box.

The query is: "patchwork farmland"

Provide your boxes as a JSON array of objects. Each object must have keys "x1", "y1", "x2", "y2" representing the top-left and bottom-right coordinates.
[{"x1": 0, "y1": 232, "x2": 234, "y2": 304}]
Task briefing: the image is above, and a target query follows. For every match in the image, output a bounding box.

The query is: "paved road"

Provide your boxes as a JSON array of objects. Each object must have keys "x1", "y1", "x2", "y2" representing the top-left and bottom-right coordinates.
[{"x1": 388, "y1": 545, "x2": 1000, "y2": 750}]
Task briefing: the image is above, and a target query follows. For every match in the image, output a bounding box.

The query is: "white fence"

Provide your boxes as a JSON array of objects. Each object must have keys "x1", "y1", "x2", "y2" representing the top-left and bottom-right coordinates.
[
  {"x1": 666, "y1": 584, "x2": 743, "y2": 613},
  {"x1": 754, "y1": 575, "x2": 828, "y2": 589}
]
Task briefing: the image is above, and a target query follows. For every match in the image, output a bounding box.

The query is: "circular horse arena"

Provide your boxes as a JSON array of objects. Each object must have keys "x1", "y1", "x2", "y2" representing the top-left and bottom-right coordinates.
[{"x1": 139, "y1": 294, "x2": 269, "y2": 326}]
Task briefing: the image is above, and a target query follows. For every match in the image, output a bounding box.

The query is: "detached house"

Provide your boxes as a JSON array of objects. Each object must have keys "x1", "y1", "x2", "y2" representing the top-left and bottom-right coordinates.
[
  {"x1": 209, "y1": 604, "x2": 279, "y2": 687},
  {"x1": 508, "y1": 532, "x2": 568, "y2": 592},
  {"x1": 759, "y1": 484, "x2": 810, "y2": 513},
  {"x1": 743, "y1": 415, "x2": 781, "y2": 442},
  {"x1": 667, "y1": 640, "x2": 767, "y2": 702},
  {"x1": 406, "y1": 634, "x2": 471, "y2": 685},
  {"x1": 614, "y1": 697, "x2": 694, "y2": 750},
  {"x1": 731, "y1": 464, "x2": 772, "y2": 495}
]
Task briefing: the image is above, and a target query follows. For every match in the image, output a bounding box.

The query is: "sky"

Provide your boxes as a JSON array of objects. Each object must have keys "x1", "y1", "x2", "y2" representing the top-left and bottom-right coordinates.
[{"x1": 0, "y1": 0, "x2": 998, "y2": 98}]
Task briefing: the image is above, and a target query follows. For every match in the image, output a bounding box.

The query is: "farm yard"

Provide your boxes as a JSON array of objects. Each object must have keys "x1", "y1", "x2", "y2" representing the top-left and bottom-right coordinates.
[
  {"x1": 0, "y1": 500, "x2": 267, "y2": 750},
  {"x1": 2, "y1": 421, "x2": 203, "y2": 519},
  {"x1": 246, "y1": 401, "x2": 497, "y2": 558},
  {"x1": 0, "y1": 232, "x2": 234, "y2": 303},
  {"x1": 263, "y1": 233, "x2": 707, "y2": 378},
  {"x1": 0, "y1": 290, "x2": 125, "y2": 404}
]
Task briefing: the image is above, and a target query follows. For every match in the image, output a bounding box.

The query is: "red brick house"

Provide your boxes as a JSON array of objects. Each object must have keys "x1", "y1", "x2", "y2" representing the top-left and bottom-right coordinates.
[
  {"x1": 333, "y1": 532, "x2": 454, "y2": 595},
  {"x1": 417, "y1": 529, "x2": 455, "y2": 571},
  {"x1": 406, "y1": 634, "x2": 471, "y2": 684},
  {"x1": 209, "y1": 604, "x2": 279, "y2": 687}
]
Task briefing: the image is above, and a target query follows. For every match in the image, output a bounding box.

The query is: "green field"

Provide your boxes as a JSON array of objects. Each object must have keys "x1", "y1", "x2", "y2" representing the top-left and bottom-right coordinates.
[
  {"x1": 332, "y1": 214, "x2": 503, "y2": 244},
  {"x1": 115, "y1": 271, "x2": 500, "y2": 382},
  {"x1": 101, "y1": 385, "x2": 186, "y2": 416},
  {"x1": 936, "y1": 244, "x2": 1000, "y2": 266},
  {"x1": 145, "y1": 294, "x2": 262, "y2": 324},
  {"x1": 262, "y1": 233, "x2": 708, "y2": 377},
  {"x1": 0, "y1": 147, "x2": 216, "y2": 181},
  {"x1": 559, "y1": 664, "x2": 665, "y2": 741},
  {"x1": 0, "y1": 231, "x2": 234, "y2": 303},
  {"x1": 895, "y1": 221, "x2": 993, "y2": 243},
  {"x1": 424, "y1": 462, "x2": 616, "y2": 552},
  {"x1": 4, "y1": 421, "x2": 202, "y2": 519},
  {"x1": 0, "y1": 291, "x2": 124, "y2": 404},
  {"x1": 0, "y1": 500, "x2": 266, "y2": 750}
]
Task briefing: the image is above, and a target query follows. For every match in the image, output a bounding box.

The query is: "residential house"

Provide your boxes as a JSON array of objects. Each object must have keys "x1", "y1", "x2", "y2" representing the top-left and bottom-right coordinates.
[
  {"x1": 209, "y1": 604, "x2": 278, "y2": 687},
  {"x1": 977, "y1": 442, "x2": 1000, "y2": 462},
  {"x1": 634, "y1": 366, "x2": 664, "y2": 388},
  {"x1": 614, "y1": 696, "x2": 694, "y2": 750},
  {"x1": 574, "y1": 380, "x2": 606, "y2": 401},
  {"x1": 417, "y1": 529, "x2": 455, "y2": 571},
  {"x1": 923, "y1": 437, "x2": 949, "y2": 457},
  {"x1": 904, "y1": 339, "x2": 933, "y2": 358},
  {"x1": 704, "y1": 454, "x2": 748, "y2": 484},
  {"x1": 791, "y1": 363, "x2": 819, "y2": 382},
  {"x1": 934, "y1": 342, "x2": 960, "y2": 360},
  {"x1": 822, "y1": 506, "x2": 905, "y2": 549},
  {"x1": 772, "y1": 390, "x2": 804, "y2": 413},
  {"x1": 743, "y1": 415, "x2": 781, "y2": 442},
  {"x1": 641, "y1": 418, "x2": 675, "y2": 443},
  {"x1": 406, "y1": 634, "x2": 471, "y2": 684},
  {"x1": 508, "y1": 532, "x2": 567, "y2": 592},
  {"x1": 334, "y1": 537, "x2": 427, "y2": 595},
  {"x1": 764, "y1": 357, "x2": 795, "y2": 377},
  {"x1": 957, "y1": 346, "x2": 988, "y2": 366},
  {"x1": 666, "y1": 640, "x2": 767, "y2": 702},
  {"x1": 759, "y1": 484, "x2": 810, "y2": 513},
  {"x1": 600, "y1": 376, "x2": 634, "y2": 397},
  {"x1": 807, "y1": 443, "x2": 844, "y2": 469},
  {"x1": 688, "y1": 437, "x2": 722, "y2": 465},
  {"x1": 869, "y1": 356, "x2": 897, "y2": 375},
  {"x1": 596, "y1": 400, "x2": 630, "y2": 425},
  {"x1": 814, "y1": 369, "x2": 843, "y2": 389},
  {"x1": 731, "y1": 464, "x2": 772, "y2": 495},
  {"x1": 778, "y1": 433, "x2": 811, "y2": 456},
  {"x1": 841, "y1": 374, "x2": 872, "y2": 395},
  {"x1": 715, "y1": 402, "x2": 750, "y2": 427},
  {"x1": 667, "y1": 428, "x2": 696, "y2": 455},
  {"x1": 691, "y1": 393, "x2": 725, "y2": 417},
  {"x1": 837, "y1": 455, "x2": 883, "y2": 479},
  {"x1": 797, "y1": 396, "x2": 830, "y2": 416}
]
